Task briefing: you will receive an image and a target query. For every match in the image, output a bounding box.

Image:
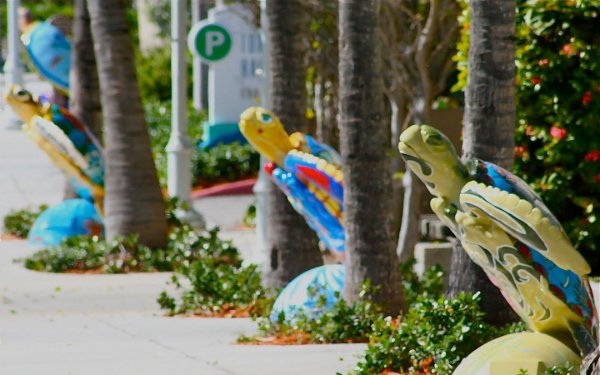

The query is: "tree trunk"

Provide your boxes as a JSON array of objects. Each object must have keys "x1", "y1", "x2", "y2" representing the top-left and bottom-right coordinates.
[
  {"x1": 66, "y1": 0, "x2": 103, "y2": 202},
  {"x1": 263, "y1": 0, "x2": 323, "y2": 289},
  {"x1": 87, "y1": 0, "x2": 167, "y2": 248},
  {"x1": 339, "y1": 0, "x2": 404, "y2": 315},
  {"x1": 70, "y1": 0, "x2": 102, "y2": 140},
  {"x1": 448, "y1": 0, "x2": 518, "y2": 325}
]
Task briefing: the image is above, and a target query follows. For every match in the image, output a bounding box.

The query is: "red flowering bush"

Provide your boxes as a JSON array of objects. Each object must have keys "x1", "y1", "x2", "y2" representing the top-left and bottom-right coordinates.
[
  {"x1": 514, "y1": 1, "x2": 600, "y2": 271},
  {"x1": 455, "y1": 0, "x2": 600, "y2": 271}
]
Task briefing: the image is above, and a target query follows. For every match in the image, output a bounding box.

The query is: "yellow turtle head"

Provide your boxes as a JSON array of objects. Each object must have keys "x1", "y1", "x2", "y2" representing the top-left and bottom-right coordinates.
[
  {"x1": 4, "y1": 85, "x2": 45, "y2": 123},
  {"x1": 398, "y1": 124, "x2": 469, "y2": 203},
  {"x1": 239, "y1": 107, "x2": 294, "y2": 166}
]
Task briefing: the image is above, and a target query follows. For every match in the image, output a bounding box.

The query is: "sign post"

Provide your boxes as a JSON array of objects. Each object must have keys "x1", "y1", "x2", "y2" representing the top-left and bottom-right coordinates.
[{"x1": 188, "y1": 2, "x2": 263, "y2": 148}]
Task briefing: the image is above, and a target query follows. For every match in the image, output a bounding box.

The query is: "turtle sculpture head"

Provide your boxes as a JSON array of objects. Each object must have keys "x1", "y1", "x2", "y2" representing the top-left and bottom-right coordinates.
[
  {"x1": 239, "y1": 107, "x2": 295, "y2": 166},
  {"x1": 4, "y1": 85, "x2": 46, "y2": 124},
  {"x1": 398, "y1": 124, "x2": 469, "y2": 204}
]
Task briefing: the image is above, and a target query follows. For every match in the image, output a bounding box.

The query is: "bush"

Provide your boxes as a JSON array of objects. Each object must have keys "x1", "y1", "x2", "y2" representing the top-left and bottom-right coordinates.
[
  {"x1": 157, "y1": 259, "x2": 274, "y2": 318},
  {"x1": 192, "y1": 142, "x2": 260, "y2": 186},
  {"x1": 25, "y1": 235, "x2": 105, "y2": 272},
  {"x1": 454, "y1": 0, "x2": 600, "y2": 272},
  {"x1": 240, "y1": 260, "x2": 448, "y2": 345},
  {"x1": 513, "y1": 1, "x2": 600, "y2": 272},
  {"x1": 350, "y1": 293, "x2": 525, "y2": 375},
  {"x1": 23, "y1": 225, "x2": 239, "y2": 274},
  {"x1": 250, "y1": 283, "x2": 383, "y2": 345},
  {"x1": 3, "y1": 204, "x2": 48, "y2": 238}
]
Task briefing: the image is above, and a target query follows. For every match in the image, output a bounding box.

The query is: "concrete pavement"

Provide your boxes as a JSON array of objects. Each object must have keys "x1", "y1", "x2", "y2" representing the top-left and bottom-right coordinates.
[
  {"x1": 0, "y1": 241, "x2": 365, "y2": 375},
  {"x1": 0, "y1": 81, "x2": 365, "y2": 374}
]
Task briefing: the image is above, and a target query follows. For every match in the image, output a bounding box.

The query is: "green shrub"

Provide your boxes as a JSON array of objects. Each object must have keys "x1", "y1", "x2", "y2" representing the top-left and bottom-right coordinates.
[
  {"x1": 241, "y1": 261, "x2": 447, "y2": 345},
  {"x1": 243, "y1": 203, "x2": 257, "y2": 227},
  {"x1": 157, "y1": 259, "x2": 274, "y2": 317},
  {"x1": 252, "y1": 283, "x2": 383, "y2": 344},
  {"x1": 192, "y1": 142, "x2": 260, "y2": 185},
  {"x1": 24, "y1": 235, "x2": 105, "y2": 272},
  {"x1": 518, "y1": 362, "x2": 577, "y2": 375},
  {"x1": 23, "y1": 225, "x2": 239, "y2": 274},
  {"x1": 3, "y1": 204, "x2": 48, "y2": 238},
  {"x1": 351, "y1": 293, "x2": 526, "y2": 375},
  {"x1": 453, "y1": 0, "x2": 600, "y2": 272},
  {"x1": 513, "y1": 1, "x2": 600, "y2": 271},
  {"x1": 137, "y1": 47, "x2": 171, "y2": 102}
]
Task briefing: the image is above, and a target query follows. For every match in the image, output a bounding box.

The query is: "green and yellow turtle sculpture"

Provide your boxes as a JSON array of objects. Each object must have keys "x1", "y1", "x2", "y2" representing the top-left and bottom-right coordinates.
[{"x1": 399, "y1": 125, "x2": 598, "y2": 370}]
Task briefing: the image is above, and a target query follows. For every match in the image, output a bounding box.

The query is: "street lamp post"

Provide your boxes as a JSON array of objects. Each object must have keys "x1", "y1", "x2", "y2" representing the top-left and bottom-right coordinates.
[
  {"x1": 166, "y1": 0, "x2": 204, "y2": 226},
  {"x1": 3, "y1": 0, "x2": 24, "y2": 129}
]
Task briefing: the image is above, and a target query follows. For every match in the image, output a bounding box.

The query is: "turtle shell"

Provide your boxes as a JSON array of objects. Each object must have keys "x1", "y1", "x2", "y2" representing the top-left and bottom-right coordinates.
[{"x1": 467, "y1": 159, "x2": 561, "y2": 228}]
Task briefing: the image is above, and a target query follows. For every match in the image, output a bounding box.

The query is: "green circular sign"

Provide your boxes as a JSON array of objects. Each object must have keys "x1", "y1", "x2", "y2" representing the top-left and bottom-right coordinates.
[{"x1": 193, "y1": 24, "x2": 232, "y2": 62}]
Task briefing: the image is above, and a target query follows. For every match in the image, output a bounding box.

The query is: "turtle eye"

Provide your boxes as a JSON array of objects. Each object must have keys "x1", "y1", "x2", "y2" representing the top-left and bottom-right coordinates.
[
  {"x1": 425, "y1": 132, "x2": 444, "y2": 146},
  {"x1": 259, "y1": 112, "x2": 272, "y2": 124}
]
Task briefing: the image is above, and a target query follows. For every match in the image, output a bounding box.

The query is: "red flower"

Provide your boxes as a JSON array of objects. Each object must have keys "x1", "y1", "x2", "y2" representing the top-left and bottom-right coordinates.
[
  {"x1": 562, "y1": 44, "x2": 576, "y2": 56},
  {"x1": 531, "y1": 77, "x2": 542, "y2": 85},
  {"x1": 515, "y1": 146, "x2": 526, "y2": 156},
  {"x1": 582, "y1": 91, "x2": 593, "y2": 105},
  {"x1": 550, "y1": 126, "x2": 567, "y2": 140},
  {"x1": 595, "y1": 85, "x2": 600, "y2": 93},
  {"x1": 525, "y1": 126, "x2": 533, "y2": 136},
  {"x1": 538, "y1": 59, "x2": 549, "y2": 67},
  {"x1": 593, "y1": 174, "x2": 600, "y2": 182},
  {"x1": 584, "y1": 150, "x2": 600, "y2": 162}
]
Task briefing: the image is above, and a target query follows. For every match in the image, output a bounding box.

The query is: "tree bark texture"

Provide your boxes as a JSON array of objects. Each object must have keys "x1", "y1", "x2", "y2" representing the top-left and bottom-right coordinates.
[
  {"x1": 263, "y1": 0, "x2": 323, "y2": 289},
  {"x1": 339, "y1": 0, "x2": 405, "y2": 315},
  {"x1": 463, "y1": 0, "x2": 516, "y2": 168},
  {"x1": 449, "y1": 0, "x2": 518, "y2": 326},
  {"x1": 87, "y1": 0, "x2": 168, "y2": 248},
  {"x1": 70, "y1": 0, "x2": 102, "y2": 140}
]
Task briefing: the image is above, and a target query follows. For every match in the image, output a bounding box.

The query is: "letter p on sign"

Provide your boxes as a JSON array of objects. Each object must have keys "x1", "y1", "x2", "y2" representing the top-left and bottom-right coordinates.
[{"x1": 188, "y1": 23, "x2": 232, "y2": 62}]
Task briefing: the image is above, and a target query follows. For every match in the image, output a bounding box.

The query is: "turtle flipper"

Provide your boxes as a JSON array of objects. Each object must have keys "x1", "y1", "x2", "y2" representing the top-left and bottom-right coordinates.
[
  {"x1": 267, "y1": 164, "x2": 344, "y2": 253},
  {"x1": 283, "y1": 150, "x2": 344, "y2": 205},
  {"x1": 460, "y1": 181, "x2": 590, "y2": 275}
]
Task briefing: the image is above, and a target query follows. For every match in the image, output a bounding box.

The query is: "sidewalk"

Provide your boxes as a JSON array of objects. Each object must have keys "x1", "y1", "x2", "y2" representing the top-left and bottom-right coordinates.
[{"x1": 0, "y1": 98, "x2": 365, "y2": 374}]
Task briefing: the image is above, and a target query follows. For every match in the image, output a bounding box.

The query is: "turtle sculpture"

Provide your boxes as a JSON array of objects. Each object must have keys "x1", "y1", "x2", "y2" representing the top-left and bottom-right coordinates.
[
  {"x1": 239, "y1": 107, "x2": 345, "y2": 253},
  {"x1": 21, "y1": 20, "x2": 71, "y2": 93},
  {"x1": 398, "y1": 124, "x2": 598, "y2": 358},
  {"x1": 5, "y1": 85, "x2": 105, "y2": 202}
]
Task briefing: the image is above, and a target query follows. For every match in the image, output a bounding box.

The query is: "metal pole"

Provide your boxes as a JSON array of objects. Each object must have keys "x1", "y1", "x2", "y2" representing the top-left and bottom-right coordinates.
[
  {"x1": 3, "y1": 0, "x2": 24, "y2": 129},
  {"x1": 252, "y1": 0, "x2": 271, "y2": 267},
  {"x1": 167, "y1": 0, "x2": 204, "y2": 226}
]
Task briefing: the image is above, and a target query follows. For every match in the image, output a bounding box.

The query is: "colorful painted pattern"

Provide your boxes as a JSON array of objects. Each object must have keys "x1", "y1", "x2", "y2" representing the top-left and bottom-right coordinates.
[
  {"x1": 399, "y1": 124, "x2": 598, "y2": 356},
  {"x1": 239, "y1": 107, "x2": 345, "y2": 253}
]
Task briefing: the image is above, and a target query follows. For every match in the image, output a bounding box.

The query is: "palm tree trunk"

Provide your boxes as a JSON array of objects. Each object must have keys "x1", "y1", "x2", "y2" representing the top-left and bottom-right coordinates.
[
  {"x1": 87, "y1": 0, "x2": 167, "y2": 248},
  {"x1": 70, "y1": 0, "x2": 102, "y2": 140},
  {"x1": 448, "y1": 0, "x2": 518, "y2": 325},
  {"x1": 339, "y1": 0, "x2": 404, "y2": 315},
  {"x1": 263, "y1": 0, "x2": 323, "y2": 288}
]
